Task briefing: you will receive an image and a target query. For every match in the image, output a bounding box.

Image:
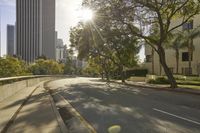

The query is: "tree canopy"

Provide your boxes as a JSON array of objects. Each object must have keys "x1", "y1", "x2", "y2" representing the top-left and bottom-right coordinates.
[
  {"x1": 0, "y1": 56, "x2": 29, "y2": 78},
  {"x1": 70, "y1": 4, "x2": 141, "y2": 82},
  {"x1": 75, "y1": 0, "x2": 200, "y2": 88},
  {"x1": 29, "y1": 59, "x2": 64, "y2": 75}
]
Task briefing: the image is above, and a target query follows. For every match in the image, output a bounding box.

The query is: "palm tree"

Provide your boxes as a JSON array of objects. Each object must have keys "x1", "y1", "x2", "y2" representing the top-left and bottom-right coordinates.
[
  {"x1": 181, "y1": 26, "x2": 200, "y2": 75},
  {"x1": 151, "y1": 48, "x2": 155, "y2": 74},
  {"x1": 169, "y1": 27, "x2": 200, "y2": 75},
  {"x1": 169, "y1": 33, "x2": 186, "y2": 74}
]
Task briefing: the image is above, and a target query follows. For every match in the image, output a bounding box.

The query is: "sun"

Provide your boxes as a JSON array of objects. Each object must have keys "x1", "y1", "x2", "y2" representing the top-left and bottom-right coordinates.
[{"x1": 78, "y1": 8, "x2": 94, "y2": 22}]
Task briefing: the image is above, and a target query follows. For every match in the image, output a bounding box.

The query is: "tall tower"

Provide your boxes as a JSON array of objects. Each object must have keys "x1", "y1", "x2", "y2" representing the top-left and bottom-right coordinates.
[
  {"x1": 16, "y1": 0, "x2": 55, "y2": 62},
  {"x1": 7, "y1": 24, "x2": 15, "y2": 56}
]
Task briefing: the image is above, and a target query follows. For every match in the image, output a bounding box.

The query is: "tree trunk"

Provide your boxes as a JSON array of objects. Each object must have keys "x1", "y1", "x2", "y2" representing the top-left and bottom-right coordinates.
[
  {"x1": 105, "y1": 70, "x2": 110, "y2": 81},
  {"x1": 188, "y1": 40, "x2": 192, "y2": 75},
  {"x1": 119, "y1": 65, "x2": 125, "y2": 83},
  {"x1": 101, "y1": 72, "x2": 104, "y2": 80},
  {"x1": 175, "y1": 49, "x2": 179, "y2": 74},
  {"x1": 159, "y1": 63, "x2": 162, "y2": 76},
  {"x1": 158, "y1": 46, "x2": 177, "y2": 89},
  {"x1": 151, "y1": 48, "x2": 155, "y2": 74}
]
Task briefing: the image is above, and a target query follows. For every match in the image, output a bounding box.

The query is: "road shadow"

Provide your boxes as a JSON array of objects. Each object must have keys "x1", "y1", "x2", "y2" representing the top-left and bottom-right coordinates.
[
  {"x1": 50, "y1": 81, "x2": 200, "y2": 133},
  {"x1": 1, "y1": 89, "x2": 60, "y2": 133}
]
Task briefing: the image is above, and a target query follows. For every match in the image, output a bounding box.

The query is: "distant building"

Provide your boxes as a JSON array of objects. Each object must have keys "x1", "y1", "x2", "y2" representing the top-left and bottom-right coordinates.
[
  {"x1": 56, "y1": 39, "x2": 68, "y2": 62},
  {"x1": 7, "y1": 25, "x2": 15, "y2": 56},
  {"x1": 57, "y1": 39, "x2": 63, "y2": 47},
  {"x1": 144, "y1": 14, "x2": 200, "y2": 75},
  {"x1": 56, "y1": 39, "x2": 67, "y2": 62},
  {"x1": 16, "y1": 0, "x2": 56, "y2": 62},
  {"x1": 71, "y1": 56, "x2": 87, "y2": 69}
]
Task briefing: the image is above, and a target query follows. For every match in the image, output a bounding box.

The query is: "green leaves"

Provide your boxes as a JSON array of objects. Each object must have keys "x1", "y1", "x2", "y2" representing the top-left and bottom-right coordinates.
[
  {"x1": 29, "y1": 59, "x2": 63, "y2": 75},
  {"x1": 0, "y1": 56, "x2": 29, "y2": 78},
  {"x1": 69, "y1": 0, "x2": 141, "y2": 80}
]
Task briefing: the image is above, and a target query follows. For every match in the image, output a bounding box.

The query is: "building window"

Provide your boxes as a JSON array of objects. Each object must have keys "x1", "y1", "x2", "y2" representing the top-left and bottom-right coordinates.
[
  {"x1": 182, "y1": 52, "x2": 189, "y2": 61},
  {"x1": 146, "y1": 55, "x2": 152, "y2": 62},
  {"x1": 182, "y1": 20, "x2": 193, "y2": 31},
  {"x1": 182, "y1": 67, "x2": 192, "y2": 75}
]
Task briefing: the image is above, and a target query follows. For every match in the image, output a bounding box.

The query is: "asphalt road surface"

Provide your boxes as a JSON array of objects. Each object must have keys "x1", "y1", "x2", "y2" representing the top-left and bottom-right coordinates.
[{"x1": 47, "y1": 77, "x2": 200, "y2": 133}]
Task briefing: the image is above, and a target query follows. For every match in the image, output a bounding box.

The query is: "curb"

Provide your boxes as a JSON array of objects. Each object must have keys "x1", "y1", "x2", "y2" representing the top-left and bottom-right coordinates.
[
  {"x1": 56, "y1": 94, "x2": 97, "y2": 133},
  {"x1": 44, "y1": 80, "x2": 97, "y2": 133},
  {"x1": 49, "y1": 94, "x2": 69, "y2": 133},
  {"x1": 121, "y1": 81, "x2": 200, "y2": 95}
]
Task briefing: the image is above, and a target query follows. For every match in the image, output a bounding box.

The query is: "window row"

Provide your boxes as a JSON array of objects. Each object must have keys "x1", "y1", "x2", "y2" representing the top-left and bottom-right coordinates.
[{"x1": 146, "y1": 52, "x2": 192, "y2": 63}]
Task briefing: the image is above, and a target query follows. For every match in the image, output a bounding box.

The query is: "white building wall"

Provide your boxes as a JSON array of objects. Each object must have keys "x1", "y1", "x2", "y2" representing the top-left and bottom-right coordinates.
[{"x1": 144, "y1": 14, "x2": 200, "y2": 75}]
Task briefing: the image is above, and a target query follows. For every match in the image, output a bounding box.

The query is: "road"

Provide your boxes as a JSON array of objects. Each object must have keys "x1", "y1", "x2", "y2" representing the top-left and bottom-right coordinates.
[{"x1": 47, "y1": 77, "x2": 200, "y2": 133}]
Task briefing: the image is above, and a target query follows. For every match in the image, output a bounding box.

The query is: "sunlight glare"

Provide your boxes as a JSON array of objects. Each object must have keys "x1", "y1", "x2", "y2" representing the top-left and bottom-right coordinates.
[{"x1": 78, "y1": 8, "x2": 94, "y2": 22}]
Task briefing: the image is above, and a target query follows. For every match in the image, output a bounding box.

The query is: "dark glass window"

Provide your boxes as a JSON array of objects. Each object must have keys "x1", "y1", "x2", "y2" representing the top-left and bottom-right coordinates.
[
  {"x1": 182, "y1": 20, "x2": 193, "y2": 31},
  {"x1": 182, "y1": 52, "x2": 193, "y2": 62},
  {"x1": 182, "y1": 52, "x2": 189, "y2": 61},
  {"x1": 146, "y1": 55, "x2": 152, "y2": 62}
]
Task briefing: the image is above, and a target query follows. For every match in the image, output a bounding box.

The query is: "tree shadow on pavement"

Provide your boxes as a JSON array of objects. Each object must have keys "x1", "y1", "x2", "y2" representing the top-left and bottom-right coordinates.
[
  {"x1": 50, "y1": 82, "x2": 200, "y2": 133},
  {"x1": 1, "y1": 89, "x2": 61, "y2": 133}
]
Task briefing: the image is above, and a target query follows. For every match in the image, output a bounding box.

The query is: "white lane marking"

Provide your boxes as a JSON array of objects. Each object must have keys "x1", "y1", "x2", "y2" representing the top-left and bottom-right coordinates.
[{"x1": 153, "y1": 108, "x2": 200, "y2": 126}]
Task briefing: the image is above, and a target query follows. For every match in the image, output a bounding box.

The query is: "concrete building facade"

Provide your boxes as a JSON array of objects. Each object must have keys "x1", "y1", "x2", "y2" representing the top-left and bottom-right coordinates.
[
  {"x1": 144, "y1": 14, "x2": 200, "y2": 76},
  {"x1": 16, "y1": 0, "x2": 56, "y2": 62},
  {"x1": 7, "y1": 24, "x2": 15, "y2": 56},
  {"x1": 72, "y1": 56, "x2": 87, "y2": 69},
  {"x1": 56, "y1": 39, "x2": 67, "y2": 62}
]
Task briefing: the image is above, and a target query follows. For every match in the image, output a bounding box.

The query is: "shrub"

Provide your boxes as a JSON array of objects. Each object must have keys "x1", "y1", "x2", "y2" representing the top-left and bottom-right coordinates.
[
  {"x1": 148, "y1": 77, "x2": 170, "y2": 84},
  {"x1": 0, "y1": 56, "x2": 29, "y2": 78},
  {"x1": 125, "y1": 69, "x2": 148, "y2": 78},
  {"x1": 29, "y1": 59, "x2": 63, "y2": 75}
]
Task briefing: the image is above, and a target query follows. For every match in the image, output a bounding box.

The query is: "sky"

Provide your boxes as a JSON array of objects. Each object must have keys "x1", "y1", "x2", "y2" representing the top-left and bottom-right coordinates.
[{"x1": 0, "y1": 0, "x2": 145, "y2": 62}]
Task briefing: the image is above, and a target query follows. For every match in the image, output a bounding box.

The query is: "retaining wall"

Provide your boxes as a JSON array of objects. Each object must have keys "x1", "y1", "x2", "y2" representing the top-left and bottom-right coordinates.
[{"x1": 0, "y1": 76, "x2": 55, "y2": 101}]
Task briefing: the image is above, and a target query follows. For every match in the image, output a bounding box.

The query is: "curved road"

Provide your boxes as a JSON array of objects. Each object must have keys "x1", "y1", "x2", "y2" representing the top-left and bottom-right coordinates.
[{"x1": 47, "y1": 77, "x2": 200, "y2": 133}]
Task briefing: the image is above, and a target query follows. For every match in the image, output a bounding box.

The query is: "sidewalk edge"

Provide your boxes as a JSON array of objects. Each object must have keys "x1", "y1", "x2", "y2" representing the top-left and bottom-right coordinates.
[
  {"x1": 49, "y1": 94, "x2": 69, "y2": 133},
  {"x1": 112, "y1": 80, "x2": 200, "y2": 95}
]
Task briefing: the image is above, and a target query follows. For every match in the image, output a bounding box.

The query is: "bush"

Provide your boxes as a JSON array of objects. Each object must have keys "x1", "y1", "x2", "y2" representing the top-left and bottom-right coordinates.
[
  {"x1": 174, "y1": 75, "x2": 200, "y2": 82},
  {"x1": 125, "y1": 69, "x2": 148, "y2": 78},
  {"x1": 0, "y1": 56, "x2": 29, "y2": 78},
  {"x1": 29, "y1": 59, "x2": 63, "y2": 75},
  {"x1": 148, "y1": 77, "x2": 170, "y2": 84}
]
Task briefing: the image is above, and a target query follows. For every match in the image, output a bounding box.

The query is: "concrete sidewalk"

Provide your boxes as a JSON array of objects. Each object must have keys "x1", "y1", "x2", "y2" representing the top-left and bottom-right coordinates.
[{"x1": 0, "y1": 82, "x2": 67, "y2": 133}]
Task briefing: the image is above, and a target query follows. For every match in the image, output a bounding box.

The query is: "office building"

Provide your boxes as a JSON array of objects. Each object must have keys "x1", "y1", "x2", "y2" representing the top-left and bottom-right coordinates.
[
  {"x1": 7, "y1": 24, "x2": 15, "y2": 56},
  {"x1": 16, "y1": 0, "x2": 56, "y2": 62}
]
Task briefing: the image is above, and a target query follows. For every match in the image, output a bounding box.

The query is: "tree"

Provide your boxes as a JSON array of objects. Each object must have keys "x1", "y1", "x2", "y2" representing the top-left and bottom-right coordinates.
[
  {"x1": 168, "y1": 26, "x2": 200, "y2": 75},
  {"x1": 181, "y1": 26, "x2": 200, "y2": 75},
  {"x1": 70, "y1": 0, "x2": 142, "y2": 82},
  {"x1": 70, "y1": 14, "x2": 140, "y2": 82},
  {"x1": 29, "y1": 59, "x2": 63, "y2": 75},
  {"x1": 133, "y1": 0, "x2": 200, "y2": 88},
  {"x1": 83, "y1": 0, "x2": 200, "y2": 88},
  {"x1": 167, "y1": 32, "x2": 186, "y2": 74},
  {"x1": 0, "y1": 56, "x2": 29, "y2": 77},
  {"x1": 63, "y1": 56, "x2": 75, "y2": 75}
]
